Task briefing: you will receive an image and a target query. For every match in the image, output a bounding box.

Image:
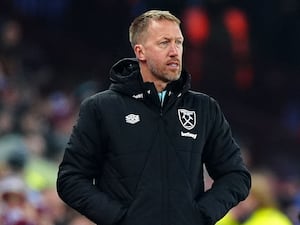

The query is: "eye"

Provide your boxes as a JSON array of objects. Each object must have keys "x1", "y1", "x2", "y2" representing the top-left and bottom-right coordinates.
[
  {"x1": 159, "y1": 40, "x2": 169, "y2": 47},
  {"x1": 175, "y1": 39, "x2": 183, "y2": 46}
]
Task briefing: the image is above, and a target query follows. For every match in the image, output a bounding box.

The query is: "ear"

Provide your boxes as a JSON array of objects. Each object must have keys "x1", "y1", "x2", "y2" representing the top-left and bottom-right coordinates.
[{"x1": 134, "y1": 44, "x2": 146, "y2": 61}]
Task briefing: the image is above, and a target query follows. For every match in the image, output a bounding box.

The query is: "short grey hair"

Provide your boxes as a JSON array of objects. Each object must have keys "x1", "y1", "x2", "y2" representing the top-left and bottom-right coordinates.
[{"x1": 129, "y1": 10, "x2": 181, "y2": 48}]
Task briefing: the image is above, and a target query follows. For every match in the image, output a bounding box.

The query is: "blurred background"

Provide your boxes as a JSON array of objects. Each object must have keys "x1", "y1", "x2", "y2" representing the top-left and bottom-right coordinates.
[{"x1": 0, "y1": 0, "x2": 299, "y2": 225}]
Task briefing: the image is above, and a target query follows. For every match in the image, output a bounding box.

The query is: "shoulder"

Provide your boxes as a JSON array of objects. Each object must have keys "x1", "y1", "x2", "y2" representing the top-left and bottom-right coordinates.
[
  {"x1": 81, "y1": 90, "x2": 117, "y2": 106},
  {"x1": 184, "y1": 91, "x2": 226, "y2": 125},
  {"x1": 245, "y1": 208, "x2": 293, "y2": 225},
  {"x1": 185, "y1": 90, "x2": 220, "y2": 108},
  {"x1": 77, "y1": 90, "x2": 116, "y2": 116},
  {"x1": 187, "y1": 90, "x2": 214, "y2": 100}
]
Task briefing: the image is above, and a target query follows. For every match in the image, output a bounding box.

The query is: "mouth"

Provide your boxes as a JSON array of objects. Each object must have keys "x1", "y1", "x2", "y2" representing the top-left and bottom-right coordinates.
[{"x1": 166, "y1": 61, "x2": 180, "y2": 69}]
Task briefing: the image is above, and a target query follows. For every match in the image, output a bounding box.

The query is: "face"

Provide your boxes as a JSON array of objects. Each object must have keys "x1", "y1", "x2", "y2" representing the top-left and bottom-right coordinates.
[{"x1": 135, "y1": 19, "x2": 184, "y2": 84}]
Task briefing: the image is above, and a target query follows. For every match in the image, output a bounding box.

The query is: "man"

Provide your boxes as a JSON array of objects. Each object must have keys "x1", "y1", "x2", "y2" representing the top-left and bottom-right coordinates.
[{"x1": 56, "y1": 10, "x2": 251, "y2": 225}]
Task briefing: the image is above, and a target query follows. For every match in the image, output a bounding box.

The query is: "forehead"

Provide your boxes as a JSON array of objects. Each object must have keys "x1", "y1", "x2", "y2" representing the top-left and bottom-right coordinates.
[{"x1": 146, "y1": 19, "x2": 183, "y2": 38}]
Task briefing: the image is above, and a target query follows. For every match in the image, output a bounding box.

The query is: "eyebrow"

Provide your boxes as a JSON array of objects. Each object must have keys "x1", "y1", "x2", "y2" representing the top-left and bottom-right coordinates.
[{"x1": 159, "y1": 36, "x2": 184, "y2": 41}]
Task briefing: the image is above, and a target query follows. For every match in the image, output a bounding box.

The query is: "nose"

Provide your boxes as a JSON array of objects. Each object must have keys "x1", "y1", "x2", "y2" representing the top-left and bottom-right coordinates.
[{"x1": 169, "y1": 42, "x2": 179, "y2": 56}]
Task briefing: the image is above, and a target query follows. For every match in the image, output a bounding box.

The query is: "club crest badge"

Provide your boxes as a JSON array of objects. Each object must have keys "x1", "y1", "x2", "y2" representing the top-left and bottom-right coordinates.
[{"x1": 178, "y1": 109, "x2": 196, "y2": 130}]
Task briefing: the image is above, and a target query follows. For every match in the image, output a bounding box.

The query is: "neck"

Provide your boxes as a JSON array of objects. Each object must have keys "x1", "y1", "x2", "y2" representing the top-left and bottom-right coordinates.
[
  {"x1": 140, "y1": 64, "x2": 168, "y2": 92},
  {"x1": 154, "y1": 81, "x2": 168, "y2": 93}
]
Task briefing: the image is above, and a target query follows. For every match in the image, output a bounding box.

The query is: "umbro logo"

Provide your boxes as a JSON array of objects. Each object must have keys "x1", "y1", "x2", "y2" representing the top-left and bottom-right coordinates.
[{"x1": 125, "y1": 114, "x2": 140, "y2": 124}]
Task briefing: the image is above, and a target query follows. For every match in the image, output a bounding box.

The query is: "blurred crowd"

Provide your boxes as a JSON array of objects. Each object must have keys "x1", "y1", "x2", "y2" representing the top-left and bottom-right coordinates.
[{"x1": 0, "y1": 0, "x2": 300, "y2": 224}]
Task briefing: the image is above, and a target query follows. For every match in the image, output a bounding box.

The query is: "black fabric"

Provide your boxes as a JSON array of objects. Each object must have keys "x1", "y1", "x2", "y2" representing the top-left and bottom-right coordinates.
[{"x1": 57, "y1": 58, "x2": 251, "y2": 225}]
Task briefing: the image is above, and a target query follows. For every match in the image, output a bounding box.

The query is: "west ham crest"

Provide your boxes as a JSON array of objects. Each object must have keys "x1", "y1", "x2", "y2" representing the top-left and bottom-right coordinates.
[{"x1": 178, "y1": 109, "x2": 196, "y2": 130}]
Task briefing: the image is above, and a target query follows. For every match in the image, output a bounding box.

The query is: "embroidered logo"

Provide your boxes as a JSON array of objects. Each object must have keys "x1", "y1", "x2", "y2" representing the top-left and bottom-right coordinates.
[
  {"x1": 132, "y1": 93, "x2": 143, "y2": 99},
  {"x1": 125, "y1": 114, "x2": 140, "y2": 124},
  {"x1": 181, "y1": 131, "x2": 197, "y2": 139},
  {"x1": 178, "y1": 109, "x2": 196, "y2": 130}
]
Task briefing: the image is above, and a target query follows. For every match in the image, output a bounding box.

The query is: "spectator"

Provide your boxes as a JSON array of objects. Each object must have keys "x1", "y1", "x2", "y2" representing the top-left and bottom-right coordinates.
[{"x1": 217, "y1": 170, "x2": 293, "y2": 225}]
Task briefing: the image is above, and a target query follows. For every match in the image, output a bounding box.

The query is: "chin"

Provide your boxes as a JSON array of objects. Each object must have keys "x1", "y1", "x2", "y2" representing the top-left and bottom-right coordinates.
[
  {"x1": 173, "y1": 72, "x2": 181, "y2": 80},
  {"x1": 168, "y1": 75, "x2": 180, "y2": 82}
]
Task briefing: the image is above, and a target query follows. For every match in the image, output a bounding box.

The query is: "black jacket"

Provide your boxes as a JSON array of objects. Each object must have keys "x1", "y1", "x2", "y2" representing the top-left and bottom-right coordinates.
[{"x1": 57, "y1": 58, "x2": 251, "y2": 225}]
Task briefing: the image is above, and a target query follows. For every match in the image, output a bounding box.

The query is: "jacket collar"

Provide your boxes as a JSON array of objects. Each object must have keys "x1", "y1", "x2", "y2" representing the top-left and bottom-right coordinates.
[{"x1": 109, "y1": 58, "x2": 191, "y2": 102}]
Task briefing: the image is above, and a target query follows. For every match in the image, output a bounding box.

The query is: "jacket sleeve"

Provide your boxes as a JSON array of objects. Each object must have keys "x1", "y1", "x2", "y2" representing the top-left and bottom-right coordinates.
[
  {"x1": 196, "y1": 98, "x2": 251, "y2": 224},
  {"x1": 56, "y1": 96, "x2": 127, "y2": 225}
]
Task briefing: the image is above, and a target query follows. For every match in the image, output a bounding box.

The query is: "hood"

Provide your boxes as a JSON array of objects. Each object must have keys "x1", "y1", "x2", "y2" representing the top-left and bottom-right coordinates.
[
  {"x1": 110, "y1": 58, "x2": 140, "y2": 83},
  {"x1": 109, "y1": 58, "x2": 144, "y2": 97},
  {"x1": 109, "y1": 58, "x2": 191, "y2": 99}
]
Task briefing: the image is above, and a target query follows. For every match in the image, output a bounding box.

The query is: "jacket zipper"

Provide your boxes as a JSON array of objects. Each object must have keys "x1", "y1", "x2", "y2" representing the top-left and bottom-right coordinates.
[{"x1": 159, "y1": 104, "x2": 168, "y2": 225}]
